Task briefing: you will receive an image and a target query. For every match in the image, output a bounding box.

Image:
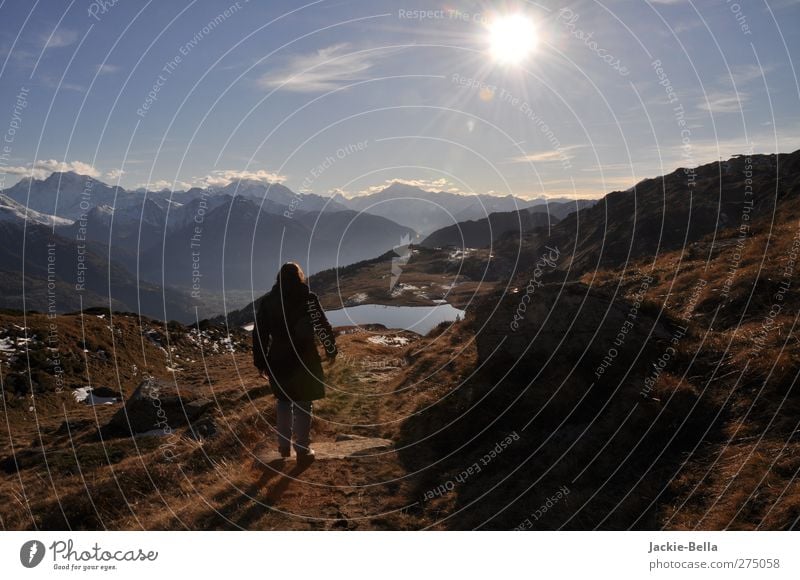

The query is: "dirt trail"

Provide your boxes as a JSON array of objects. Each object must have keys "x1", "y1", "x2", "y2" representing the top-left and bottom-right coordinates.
[{"x1": 157, "y1": 328, "x2": 434, "y2": 530}]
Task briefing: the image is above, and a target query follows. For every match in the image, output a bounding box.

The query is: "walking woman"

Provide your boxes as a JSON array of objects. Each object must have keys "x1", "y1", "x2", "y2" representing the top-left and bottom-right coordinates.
[{"x1": 253, "y1": 262, "x2": 337, "y2": 461}]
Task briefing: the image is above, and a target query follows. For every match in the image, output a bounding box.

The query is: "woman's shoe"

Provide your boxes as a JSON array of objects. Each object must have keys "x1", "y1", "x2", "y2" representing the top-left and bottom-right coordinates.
[{"x1": 296, "y1": 448, "x2": 315, "y2": 464}]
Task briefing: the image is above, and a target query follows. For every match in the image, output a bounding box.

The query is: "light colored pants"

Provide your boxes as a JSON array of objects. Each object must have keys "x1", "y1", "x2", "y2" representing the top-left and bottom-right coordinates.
[{"x1": 276, "y1": 400, "x2": 313, "y2": 454}]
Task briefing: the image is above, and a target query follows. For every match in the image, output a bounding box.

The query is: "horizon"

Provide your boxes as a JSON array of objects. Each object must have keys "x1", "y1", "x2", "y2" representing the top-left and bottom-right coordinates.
[{"x1": 4, "y1": 144, "x2": 798, "y2": 202}]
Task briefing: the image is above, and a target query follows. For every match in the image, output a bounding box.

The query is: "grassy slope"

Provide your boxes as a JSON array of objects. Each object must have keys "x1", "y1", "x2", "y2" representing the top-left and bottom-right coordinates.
[
  {"x1": 578, "y1": 196, "x2": 800, "y2": 530},
  {"x1": 0, "y1": 307, "x2": 474, "y2": 530}
]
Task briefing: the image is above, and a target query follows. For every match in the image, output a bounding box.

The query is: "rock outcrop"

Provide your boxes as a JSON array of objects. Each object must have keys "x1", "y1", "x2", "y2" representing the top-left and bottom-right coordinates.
[{"x1": 103, "y1": 377, "x2": 214, "y2": 437}]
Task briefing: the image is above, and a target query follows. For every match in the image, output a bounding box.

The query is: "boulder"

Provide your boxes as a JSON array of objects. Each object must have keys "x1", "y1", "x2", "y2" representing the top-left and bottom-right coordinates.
[{"x1": 103, "y1": 377, "x2": 214, "y2": 437}]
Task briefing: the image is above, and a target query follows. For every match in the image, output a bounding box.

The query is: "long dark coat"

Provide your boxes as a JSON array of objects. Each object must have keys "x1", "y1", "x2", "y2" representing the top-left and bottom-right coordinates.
[{"x1": 252, "y1": 284, "x2": 335, "y2": 401}]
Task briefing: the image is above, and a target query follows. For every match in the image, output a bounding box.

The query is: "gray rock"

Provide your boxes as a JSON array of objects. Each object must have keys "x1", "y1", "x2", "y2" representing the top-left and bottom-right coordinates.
[{"x1": 103, "y1": 377, "x2": 214, "y2": 437}]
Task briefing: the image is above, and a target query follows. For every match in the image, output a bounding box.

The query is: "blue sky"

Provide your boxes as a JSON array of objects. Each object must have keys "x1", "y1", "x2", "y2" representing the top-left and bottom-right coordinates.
[{"x1": 0, "y1": 0, "x2": 798, "y2": 199}]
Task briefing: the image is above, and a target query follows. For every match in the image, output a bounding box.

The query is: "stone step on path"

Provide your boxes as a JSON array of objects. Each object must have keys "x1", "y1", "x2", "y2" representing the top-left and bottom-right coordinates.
[{"x1": 255, "y1": 434, "x2": 394, "y2": 464}]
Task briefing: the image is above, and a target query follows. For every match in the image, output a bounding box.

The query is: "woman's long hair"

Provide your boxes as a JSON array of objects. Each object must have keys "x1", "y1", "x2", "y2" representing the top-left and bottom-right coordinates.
[{"x1": 272, "y1": 262, "x2": 309, "y2": 309}]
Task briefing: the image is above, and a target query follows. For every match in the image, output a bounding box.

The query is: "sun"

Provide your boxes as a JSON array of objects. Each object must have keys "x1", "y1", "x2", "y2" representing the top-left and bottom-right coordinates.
[{"x1": 488, "y1": 13, "x2": 537, "y2": 66}]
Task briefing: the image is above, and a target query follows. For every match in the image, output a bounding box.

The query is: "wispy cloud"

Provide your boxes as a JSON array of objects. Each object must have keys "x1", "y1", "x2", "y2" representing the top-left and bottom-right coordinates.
[
  {"x1": 671, "y1": 19, "x2": 704, "y2": 35},
  {"x1": 105, "y1": 169, "x2": 125, "y2": 180},
  {"x1": 721, "y1": 64, "x2": 772, "y2": 86},
  {"x1": 579, "y1": 162, "x2": 639, "y2": 173},
  {"x1": 524, "y1": 176, "x2": 632, "y2": 199},
  {"x1": 507, "y1": 145, "x2": 584, "y2": 164},
  {"x1": 664, "y1": 130, "x2": 800, "y2": 167},
  {"x1": 96, "y1": 64, "x2": 120, "y2": 75},
  {"x1": 330, "y1": 178, "x2": 465, "y2": 198},
  {"x1": 43, "y1": 29, "x2": 78, "y2": 50},
  {"x1": 194, "y1": 169, "x2": 287, "y2": 188},
  {"x1": 38, "y1": 73, "x2": 86, "y2": 92},
  {"x1": 258, "y1": 43, "x2": 381, "y2": 93},
  {"x1": 698, "y1": 92, "x2": 749, "y2": 114},
  {"x1": 2, "y1": 159, "x2": 100, "y2": 179}
]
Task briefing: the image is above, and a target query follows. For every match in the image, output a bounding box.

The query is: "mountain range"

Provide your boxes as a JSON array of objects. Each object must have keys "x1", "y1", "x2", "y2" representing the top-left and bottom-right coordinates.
[
  {"x1": 335, "y1": 182, "x2": 588, "y2": 234},
  {"x1": 17, "y1": 147, "x2": 786, "y2": 323},
  {"x1": 6, "y1": 148, "x2": 797, "y2": 326},
  {"x1": 0, "y1": 172, "x2": 576, "y2": 319}
]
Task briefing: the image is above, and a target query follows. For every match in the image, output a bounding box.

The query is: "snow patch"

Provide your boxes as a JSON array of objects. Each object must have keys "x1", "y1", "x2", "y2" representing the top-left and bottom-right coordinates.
[
  {"x1": 448, "y1": 249, "x2": 474, "y2": 262},
  {"x1": 367, "y1": 335, "x2": 410, "y2": 347},
  {"x1": 390, "y1": 283, "x2": 420, "y2": 298},
  {"x1": 346, "y1": 292, "x2": 368, "y2": 305}
]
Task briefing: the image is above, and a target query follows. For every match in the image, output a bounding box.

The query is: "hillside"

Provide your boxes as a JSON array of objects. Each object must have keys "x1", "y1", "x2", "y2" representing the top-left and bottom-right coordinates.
[
  {"x1": 494, "y1": 152, "x2": 800, "y2": 278},
  {"x1": 0, "y1": 308, "x2": 472, "y2": 530},
  {"x1": 139, "y1": 197, "x2": 417, "y2": 292},
  {"x1": 0, "y1": 220, "x2": 196, "y2": 322},
  {"x1": 420, "y1": 207, "x2": 557, "y2": 249},
  {"x1": 3, "y1": 196, "x2": 798, "y2": 530}
]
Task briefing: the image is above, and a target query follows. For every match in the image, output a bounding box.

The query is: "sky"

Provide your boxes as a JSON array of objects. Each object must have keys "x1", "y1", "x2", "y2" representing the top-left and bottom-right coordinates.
[{"x1": 0, "y1": 0, "x2": 798, "y2": 200}]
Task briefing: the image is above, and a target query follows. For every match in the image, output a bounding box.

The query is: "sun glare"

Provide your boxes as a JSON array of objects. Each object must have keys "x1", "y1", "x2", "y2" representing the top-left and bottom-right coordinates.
[{"x1": 488, "y1": 13, "x2": 537, "y2": 66}]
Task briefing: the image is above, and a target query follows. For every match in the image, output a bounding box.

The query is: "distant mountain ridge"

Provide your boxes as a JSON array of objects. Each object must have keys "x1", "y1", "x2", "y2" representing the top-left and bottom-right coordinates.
[
  {"x1": 214, "y1": 149, "x2": 800, "y2": 325},
  {"x1": 1, "y1": 172, "x2": 594, "y2": 236},
  {"x1": 1, "y1": 172, "x2": 347, "y2": 222},
  {"x1": 337, "y1": 182, "x2": 586, "y2": 234},
  {"x1": 138, "y1": 196, "x2": 416, "y2": 292}
]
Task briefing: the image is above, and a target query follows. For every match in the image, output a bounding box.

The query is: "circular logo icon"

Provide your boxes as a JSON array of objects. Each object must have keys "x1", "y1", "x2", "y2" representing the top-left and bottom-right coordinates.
[{"x1": 20, "y1": 540, "x2": 46, "y2": 568}]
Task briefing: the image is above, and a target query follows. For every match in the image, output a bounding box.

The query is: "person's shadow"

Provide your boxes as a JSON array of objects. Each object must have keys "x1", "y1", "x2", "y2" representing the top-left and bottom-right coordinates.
[
  {"x1": 225, "y1": 456, "x2": 314, "y2": 527},
  {"x1": 197, "y1": 450, "x2": 316, "y2": 529}
]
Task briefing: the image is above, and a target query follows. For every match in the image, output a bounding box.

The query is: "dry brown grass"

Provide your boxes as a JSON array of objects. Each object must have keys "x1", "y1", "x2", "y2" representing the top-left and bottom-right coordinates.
[
  {"x1": 0, "y1": 309, "x2": 470, "y2": 530},
  {"x1": 576, "y1": 200, "x2": 800, "y2": 530}
]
